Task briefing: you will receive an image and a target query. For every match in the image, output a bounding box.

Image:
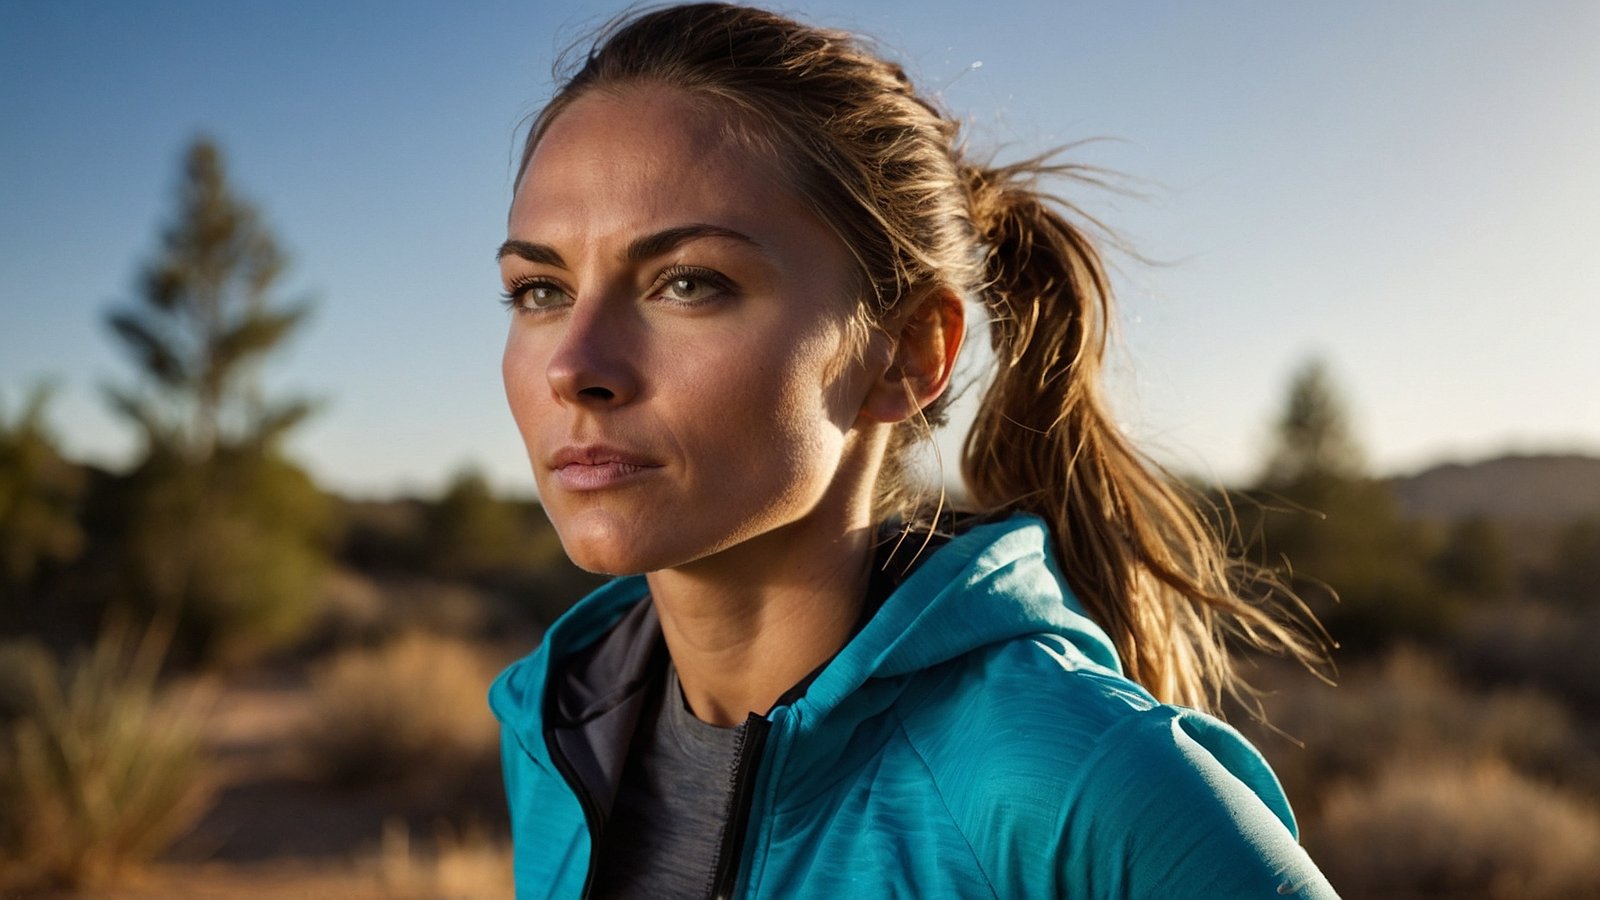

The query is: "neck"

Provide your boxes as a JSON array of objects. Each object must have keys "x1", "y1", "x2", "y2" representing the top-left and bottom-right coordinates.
[{"x1": 646, "y1": 512, "x2": 876, "y2": 728}]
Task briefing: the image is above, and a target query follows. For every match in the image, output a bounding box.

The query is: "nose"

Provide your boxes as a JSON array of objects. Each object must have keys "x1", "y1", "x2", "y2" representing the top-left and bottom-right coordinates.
[{"x1": 544, "y1": 302, "x2": 640, "y2": 408}]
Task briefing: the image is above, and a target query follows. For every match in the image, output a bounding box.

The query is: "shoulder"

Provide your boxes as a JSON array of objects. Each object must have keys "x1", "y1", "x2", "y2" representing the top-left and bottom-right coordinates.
[
  {"x1": 893, "y1": 636, "x2": 1332, "y2": 896},
  {"x1": 892, "y1": 633, "x2": 1185, "y2": 813}
]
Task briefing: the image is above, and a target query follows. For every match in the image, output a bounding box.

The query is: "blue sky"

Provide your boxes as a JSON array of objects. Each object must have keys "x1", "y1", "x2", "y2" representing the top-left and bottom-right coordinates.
[{"x1": 3, "y1": 1, "x2": 1596, "y2": 497}]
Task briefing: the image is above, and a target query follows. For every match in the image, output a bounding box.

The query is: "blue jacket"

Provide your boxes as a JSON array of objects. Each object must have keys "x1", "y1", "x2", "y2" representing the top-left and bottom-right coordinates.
[{"x1": 490, "y1": 514, "x2": 1337, "y2": 897}]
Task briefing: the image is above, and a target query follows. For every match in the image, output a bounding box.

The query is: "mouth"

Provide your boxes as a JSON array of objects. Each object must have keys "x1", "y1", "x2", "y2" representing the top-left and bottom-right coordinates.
[{"x1": 547, "y1": 445, "x2": 663, "y2": 491}]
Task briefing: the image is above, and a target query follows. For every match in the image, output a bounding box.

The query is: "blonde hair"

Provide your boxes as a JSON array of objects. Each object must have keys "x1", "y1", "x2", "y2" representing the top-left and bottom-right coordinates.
[{"x1": 521, "y1": 2, "x2": 1324, "y2": 712}]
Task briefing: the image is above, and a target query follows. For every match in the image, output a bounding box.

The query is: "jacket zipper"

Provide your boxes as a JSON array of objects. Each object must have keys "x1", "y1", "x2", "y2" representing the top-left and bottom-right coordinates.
[
  {"x1": 543, "y1": 721, "x2": 604, "y2": 899},
  {"x1": 710, "y1": 713, "x2": 773, "y2": 900}
]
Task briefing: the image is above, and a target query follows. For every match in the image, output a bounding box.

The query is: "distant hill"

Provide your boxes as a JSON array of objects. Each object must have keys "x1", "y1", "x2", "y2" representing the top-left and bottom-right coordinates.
[{"x1": 1389, "y1": 454, "x2": 1600, "y2": 524}]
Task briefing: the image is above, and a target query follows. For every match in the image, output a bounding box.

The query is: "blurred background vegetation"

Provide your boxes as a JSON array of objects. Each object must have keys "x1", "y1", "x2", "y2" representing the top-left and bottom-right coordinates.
[
  {"x1": 1218, "y1": 358, "x2": 1600, "y2": 898},
  {"x1": 0, "y1": 139, "x2": 601, "y2": 897},
  {"x1": 2, "y1": 139, "x2": 1597, "y2": 899}
]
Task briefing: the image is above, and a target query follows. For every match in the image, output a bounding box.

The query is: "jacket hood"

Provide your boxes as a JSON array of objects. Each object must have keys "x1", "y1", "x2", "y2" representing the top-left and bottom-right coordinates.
[
  {"x1": 799, "y1": 514, "x2": 1120, "y2": 713},
  {"x1": 490, "y1": 572, "x2": 651, "y2": 771},
  {"x1": 489, "y1": 513, "x2": 1119, "y2": 763}
]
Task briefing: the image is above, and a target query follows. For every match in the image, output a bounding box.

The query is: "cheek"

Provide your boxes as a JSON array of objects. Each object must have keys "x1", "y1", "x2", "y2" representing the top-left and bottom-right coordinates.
[
  {"x1": 501, "y1": 329, "x2": 547, "y2": 432},
  {"x1": 727, "y1": 337, "x2": 856, "y2": 479}
]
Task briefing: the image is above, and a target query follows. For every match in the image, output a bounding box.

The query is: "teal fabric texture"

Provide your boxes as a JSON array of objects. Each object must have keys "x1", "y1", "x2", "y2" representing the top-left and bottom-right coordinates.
[{"x1": 490, "y1": 514, "x2": 1338, "y2": 898}]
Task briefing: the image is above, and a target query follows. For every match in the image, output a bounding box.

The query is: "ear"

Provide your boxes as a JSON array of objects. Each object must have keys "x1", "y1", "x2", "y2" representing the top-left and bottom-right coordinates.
[{"x1": 859, "y1": 286, "x2": 966, "y2": 424}]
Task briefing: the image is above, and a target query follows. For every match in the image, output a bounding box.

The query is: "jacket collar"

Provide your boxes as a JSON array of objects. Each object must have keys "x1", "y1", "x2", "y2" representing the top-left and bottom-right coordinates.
[{"x1": 489, "y1": 513, "x2": 1118, "y2": 769}]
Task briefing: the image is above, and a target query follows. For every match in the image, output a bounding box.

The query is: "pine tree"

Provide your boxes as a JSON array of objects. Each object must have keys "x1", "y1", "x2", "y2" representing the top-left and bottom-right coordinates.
[
  {"x1": 105, "y1": 138, "x2": 313, "y2": 460},
  {"x1": 1243, "y1": 358, "x2": 1444, "y2": 649},
  {"x1": 102, "y1": 138, "x2": 328, "y2": 664},
  {"x1": 1259, "y1": 359, "x2": 1364, "y2": 490}
]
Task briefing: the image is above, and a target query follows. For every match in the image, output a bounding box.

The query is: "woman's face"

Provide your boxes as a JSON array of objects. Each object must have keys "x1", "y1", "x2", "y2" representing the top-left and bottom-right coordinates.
[{"x1": 500, "y1": 85, "x2": 879, "y2": 575}]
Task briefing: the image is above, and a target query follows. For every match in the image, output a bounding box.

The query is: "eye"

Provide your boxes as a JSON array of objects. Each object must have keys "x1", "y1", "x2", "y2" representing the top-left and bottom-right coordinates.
[
  {"x1": 663, "y1": 276, "x2": 711, "y2": 303},
  {"x1": 501, "y1": 278, "x2": 572, "y2": 313},
  {"x1": 653, "y1": 266, "x2": 733, "y2": 306}
]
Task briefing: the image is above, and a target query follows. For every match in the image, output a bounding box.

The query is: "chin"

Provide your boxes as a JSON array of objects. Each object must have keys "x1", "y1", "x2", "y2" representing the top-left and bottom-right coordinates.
[
  {"x1": 557, "y1": 530, "x2": 641, "y2": 577},
  {"x1": 552, "y1": 510, "x2": 667, "y2": 576}
]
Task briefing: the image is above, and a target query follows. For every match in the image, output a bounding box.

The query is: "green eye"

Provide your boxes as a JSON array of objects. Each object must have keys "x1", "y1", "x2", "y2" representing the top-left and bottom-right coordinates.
[
  {"x1": 655, "y1": 267, "x2": 733, "y2": 306},
  {"x1": 502, "y1": 279, "x2": 571, "y2": 313},
  {"x1": 665, "y1": 277, "x2": 708, "y2": 301},
  {"x1": 526, "y1": 284, "x2": 569, "y2": 307}
]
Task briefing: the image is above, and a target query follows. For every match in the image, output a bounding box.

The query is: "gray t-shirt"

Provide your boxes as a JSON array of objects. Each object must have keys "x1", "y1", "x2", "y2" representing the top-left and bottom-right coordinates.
[
  {"x1": 589, "y1": 664, "x2": 745, "y2": 898},
  {"x1": 586, "y1": 527, "x2": 946, "y2": 896}
]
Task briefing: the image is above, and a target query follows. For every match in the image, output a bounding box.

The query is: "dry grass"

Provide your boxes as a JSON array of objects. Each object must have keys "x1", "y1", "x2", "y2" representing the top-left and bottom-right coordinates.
[
  {"x1": 1313, "y1": 760, "x2": 1600, "y2": 900},
  {"x1": 1247, "y1": 646, "x2": 1599, "y2": 813},
  {"x1": 296, "y1": 633, "x2": 499, "y2": 791},
  {"x1": 0, "y1": 623, "x2": 214, "y2": 890},
  {"x1": 1239, "y1": 645, "x2": 1600, "y2": 897},
  {"x1": 371, "y1": 818, "x2": 515, "y2": 900},
  {"x1": 43, "y1": 821, "x2": 517, "y2": 900}
]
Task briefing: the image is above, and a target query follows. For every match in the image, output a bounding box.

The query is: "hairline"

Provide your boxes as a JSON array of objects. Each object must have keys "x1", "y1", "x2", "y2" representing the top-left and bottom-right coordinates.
[{"x1": 517, "y1": 77, "x2": 889, "y2": 329}]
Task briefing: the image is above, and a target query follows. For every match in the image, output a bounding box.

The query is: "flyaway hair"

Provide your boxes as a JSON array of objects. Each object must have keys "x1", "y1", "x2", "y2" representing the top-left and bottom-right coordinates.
[{"x1": 524, "y1": 2, "x2": 1327, "y2": 713}]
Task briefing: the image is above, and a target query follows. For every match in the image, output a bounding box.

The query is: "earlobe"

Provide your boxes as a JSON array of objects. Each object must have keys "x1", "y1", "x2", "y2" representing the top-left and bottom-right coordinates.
[{"x1": 859, "y1": 287, "x2": 965, "y2": 424}]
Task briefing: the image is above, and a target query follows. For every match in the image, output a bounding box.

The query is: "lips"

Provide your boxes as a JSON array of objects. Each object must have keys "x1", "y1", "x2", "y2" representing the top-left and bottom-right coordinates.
[{"x1": 547, "y1": 444, "x2": 662, "y2": 491}]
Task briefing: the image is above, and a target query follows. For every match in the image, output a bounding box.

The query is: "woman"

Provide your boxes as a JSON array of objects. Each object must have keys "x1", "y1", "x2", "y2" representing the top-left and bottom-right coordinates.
[{"x1": 490, "y1": 4, "x2": 1336, "y2": 897}]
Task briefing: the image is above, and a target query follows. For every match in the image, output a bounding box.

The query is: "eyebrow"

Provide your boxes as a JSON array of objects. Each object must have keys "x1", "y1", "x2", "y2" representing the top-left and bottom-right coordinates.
[
  {"x1": 495, "y1": 223, "x2": 762, "y2": 267},
  {"x1": 624, "y1": 224, "x2": 761, "y2": 263},
  {"x1": 495, "y1": 239, "x2": 565, "y2": 266}
]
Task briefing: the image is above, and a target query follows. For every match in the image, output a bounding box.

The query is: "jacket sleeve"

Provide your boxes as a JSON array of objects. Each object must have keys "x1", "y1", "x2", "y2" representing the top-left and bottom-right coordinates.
[{"x1": 1057, "y1": 708, "x2": 1340, "y2": 898}]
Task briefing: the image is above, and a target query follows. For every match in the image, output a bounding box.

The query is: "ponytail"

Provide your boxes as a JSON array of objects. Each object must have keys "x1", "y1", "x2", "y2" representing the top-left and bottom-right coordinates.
[
  {"x1": 960, "y1": 159, "x2": 1324, "y2": 712},
  {"x1": 537, "y1": 1, "x2": 1323, "y2": 714}
]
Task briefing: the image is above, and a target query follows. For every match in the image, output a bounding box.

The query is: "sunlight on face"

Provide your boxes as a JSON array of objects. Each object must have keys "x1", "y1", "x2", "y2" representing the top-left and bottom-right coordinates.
[{"x1": 500, "y1": 85, "x2": 880, "y2": 575}]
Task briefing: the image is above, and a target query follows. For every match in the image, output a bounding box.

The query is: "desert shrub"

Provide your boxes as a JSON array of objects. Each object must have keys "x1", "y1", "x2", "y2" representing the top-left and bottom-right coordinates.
[
  {"x1": 109, "y1": 448, "x2": 332, "y2": 666},
  {"x1": 297, "y1": 633, "x2": 499, "y2": 790},
  {"x1": 1541, "y1": 515, "x2": 1600, "y2": 606},
  {"x1": 1454, "y1": 601, "x2": 1600, "y2": 715},
  {"x1": 331, "y1": 485, "x2": 598, "y2": 634},
  {"x1": 1313, "y1": 761, "x2": 1600, "y2": 899},
  {"x1": 336, "y1": 497, "x2": 429, "y2": 571},
  {"x1": 1247, "y1": 647, "x2": 1600, "y2": 813},
  {"x1": 1430, "y1": 516, "x2": 1513, "y2": 601},
  {"x1": 423, "y1": 472, "x2": 601, "y2": 626},
  {"x1": 0, "y1": 623, "x2": 213, "y2": 890},
  {"x1": 0, "y1": 385, "x2": 85, "y2": 604},
  {"x1": 301, "y1": 571, "x2": 512, "y2": 655},
  {"x1": 0, "y1": 639, "x2": 56, "y2": 724},
  {"x1": 302, "y1": 565, "x2": 388, "y2": 648},
  {"x1": 425, "y1": 469, "x2": 528, "y2": 579},
  {"x1": 362, "y1": 578, "x2": 500, "y2": 641}
]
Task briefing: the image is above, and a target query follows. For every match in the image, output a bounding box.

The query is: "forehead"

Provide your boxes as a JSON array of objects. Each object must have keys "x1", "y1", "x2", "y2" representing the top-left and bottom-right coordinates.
[{"x1": 511, "y1": 84, "x2": 799, "y2": 239}]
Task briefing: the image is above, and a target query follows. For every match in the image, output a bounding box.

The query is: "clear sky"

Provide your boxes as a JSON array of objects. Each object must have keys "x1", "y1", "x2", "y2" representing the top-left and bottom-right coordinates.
[{"x1": 3, "y1": 0, "x2": 1596, "y2": 498}]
